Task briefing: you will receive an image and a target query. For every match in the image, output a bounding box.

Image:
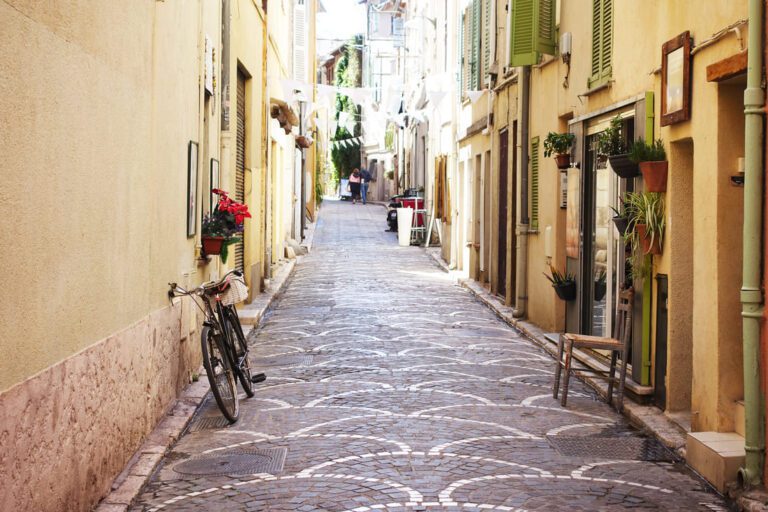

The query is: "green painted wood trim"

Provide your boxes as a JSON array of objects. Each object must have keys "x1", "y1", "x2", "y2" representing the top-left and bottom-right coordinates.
[{"x1": 641, "y1": 90, "x2": 655, "y2": 386}]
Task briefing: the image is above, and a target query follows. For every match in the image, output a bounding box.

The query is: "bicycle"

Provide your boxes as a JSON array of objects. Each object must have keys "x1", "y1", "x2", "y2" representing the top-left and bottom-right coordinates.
[{"x1": 168, "y1": 270, "x2": 265, "y2": 423}]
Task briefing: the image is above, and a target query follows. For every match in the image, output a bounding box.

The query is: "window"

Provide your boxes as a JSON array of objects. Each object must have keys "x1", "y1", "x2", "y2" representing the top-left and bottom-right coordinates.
[
  {"x1": 461, "y1": 0, "x2": 483, "y2": 96},
  {"x1": 508, "y1": 0, "x2": 556, "y2": 67},
  {"x1": 530, "y1": 136, "x2": 540, "y2": 230},
  {"x1": 588, "y1": 0, "x2": 613, "y2": 89}
]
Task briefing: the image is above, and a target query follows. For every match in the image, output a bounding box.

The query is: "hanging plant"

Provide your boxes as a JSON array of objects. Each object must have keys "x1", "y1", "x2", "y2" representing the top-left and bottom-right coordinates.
[
  {"x1": 543, "y1": 132, "x2": 576, "y2": 169},
  {"x1": 629, "y1": 138, "x2": 668, "y2": 192}
]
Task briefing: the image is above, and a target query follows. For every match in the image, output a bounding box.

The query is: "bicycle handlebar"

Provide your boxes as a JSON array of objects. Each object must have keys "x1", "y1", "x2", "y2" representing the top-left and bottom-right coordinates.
[{"x1": 167, "y1": 269, "x2": 243, "y2": 299}]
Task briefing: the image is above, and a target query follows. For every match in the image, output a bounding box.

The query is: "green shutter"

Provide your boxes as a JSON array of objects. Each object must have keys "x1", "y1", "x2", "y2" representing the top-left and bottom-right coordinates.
[
  {"x1": 471, "y1": 0, "x2": 481, "y2": 90},
  {"x1": 588, "y1": 0, "x2": 613, "y2": 89},
  {"x1": 483, "y1": 0, "x2": 490, "y2": 76},
  {"x1": 460, "y1": 11, "x2": 466, "y2": 95},
  {"x1": 531, "y1": 136, "x2": 540, "y2": 230},
  {"x1": 509, "y1": 0, "x2": 556, "y2": 67}
]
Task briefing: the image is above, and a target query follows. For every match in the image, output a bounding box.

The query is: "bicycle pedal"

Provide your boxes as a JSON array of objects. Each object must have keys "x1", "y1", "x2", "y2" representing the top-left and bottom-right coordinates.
[{"x1": 250, "y1": 373, "x2": 266, "y2": 383}]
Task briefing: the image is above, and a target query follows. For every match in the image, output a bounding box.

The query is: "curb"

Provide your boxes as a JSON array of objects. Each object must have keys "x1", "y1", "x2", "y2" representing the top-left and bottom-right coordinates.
[{"x1": 95, "y1": 219, "x2": 316, "y2": 512}]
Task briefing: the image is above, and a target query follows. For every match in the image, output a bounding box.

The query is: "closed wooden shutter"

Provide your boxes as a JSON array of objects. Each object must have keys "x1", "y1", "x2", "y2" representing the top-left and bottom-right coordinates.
[
  {"x1": 461, "y1": 6, "x2": 471, "y2": 96},
  {"x1": 235, "y1": 71, "x2": 246, "y2": 273},
  {"x1": 530, "y1": 136, "x2": 540, "y2": 230},
  {"x1": 589, "y1": 0, "x2": 613, "y2": 88},
  {"x1": 508, "y1": 0, "x2": 556, "y2": 67},
  {"x1": 482, "y1": 0, "x2": 491, "y2": 79},
  {"x1": 471, "y1": 0, "x2": 481, "y2": 90},
  {"x1": 293, "y1": 0, "x2": 307, "y2": 82}
]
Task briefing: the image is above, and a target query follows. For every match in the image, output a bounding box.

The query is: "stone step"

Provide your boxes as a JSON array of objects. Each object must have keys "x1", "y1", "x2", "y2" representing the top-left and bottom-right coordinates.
[{"x1": 686, "y1": 431, "x2": 745, "y2": 492}]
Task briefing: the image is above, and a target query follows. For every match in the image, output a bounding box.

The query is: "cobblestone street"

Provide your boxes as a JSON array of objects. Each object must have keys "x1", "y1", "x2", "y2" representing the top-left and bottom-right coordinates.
[{"x1": 131, "y1": 201, "x2": 728, "y2": 511}]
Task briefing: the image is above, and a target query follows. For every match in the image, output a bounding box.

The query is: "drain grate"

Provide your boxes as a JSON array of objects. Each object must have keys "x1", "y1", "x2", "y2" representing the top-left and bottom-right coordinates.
[
  {"x1": 252, "y1": 355, "x2": 313, "y2": 367},
  {"x1": 188, "y1": 416, "x2": 232, "y2": 432},
  {"x1": 173, "y1": 447, "x2": 287, "y2": 476},
  {"x1": 547, "y1": 435, "x2": 677, "y2": 462}
]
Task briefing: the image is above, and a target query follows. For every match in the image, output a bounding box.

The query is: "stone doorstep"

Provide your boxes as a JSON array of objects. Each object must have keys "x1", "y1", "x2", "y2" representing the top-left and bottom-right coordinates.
[
  {"x1": 93, "y1": 219, "x2": 316, "y2": 511},
  {"x1": 687, "y1": 432, "x2": 746, "y2": 493}
]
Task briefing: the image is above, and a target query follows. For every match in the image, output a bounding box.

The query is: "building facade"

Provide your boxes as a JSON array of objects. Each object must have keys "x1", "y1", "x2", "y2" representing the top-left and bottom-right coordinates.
[{"x1": 0, "y1": 1, "x2": 316, "y2": 510}]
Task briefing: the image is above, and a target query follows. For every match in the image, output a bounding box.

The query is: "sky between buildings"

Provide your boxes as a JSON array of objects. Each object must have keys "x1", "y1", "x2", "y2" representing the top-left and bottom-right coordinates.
[{"x1": 316, "y1": 0, "x2": 367, "y2": 56}]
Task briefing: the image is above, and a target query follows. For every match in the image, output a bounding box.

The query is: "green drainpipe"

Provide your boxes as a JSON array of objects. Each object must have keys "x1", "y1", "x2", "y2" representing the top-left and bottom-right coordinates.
[{"x1": 738, "y1": 0, "x2": 766, "y2": 488}]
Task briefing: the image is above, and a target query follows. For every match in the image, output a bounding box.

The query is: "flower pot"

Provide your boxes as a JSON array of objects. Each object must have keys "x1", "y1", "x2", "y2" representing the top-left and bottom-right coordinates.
[
  {"x1": 639, "y1": 160, "x2": 668, "y2": 192},
  {"x1": 594, "y1": 280, "x2": 607, "y2": 301},
  {"x1": 555, "y1": 153, "x2": 571, "y2": 170},
  {"x1": 636, "y1": 224, "x2": 662, "y2": 255},
  {"x1": 607, "y1": 154, "x2": 640, "y2": 178},
  {"x1": 553, "y1": 281, "x2": 577, "y2": 301},
  {"x1": 202, "y1": 236, "x2": 225, "y2": 255},
  {"x1": 612, "y1": 216, "x2": 629, "y2": 236}
]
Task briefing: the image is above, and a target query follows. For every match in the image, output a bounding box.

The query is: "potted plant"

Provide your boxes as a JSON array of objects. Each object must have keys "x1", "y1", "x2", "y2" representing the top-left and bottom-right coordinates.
[
  {"x1": 543, "y1": 132, "x2": 576, "y2": 169},
  {"x1": 597, "y1": 115, "x2": 639, "y2": 178},
  {"x1": 544, "y1": 265, "x2": 577, "y2": 301},
  {"x1": 629, "y1": 138, "x2": 668, "y2": 192},
  {"x1": 594, "y1": 270, "x2": 607, "y2": 301},
  {"x1": 201, "y1": 188, "x2": 252, "y2": 263},
  {"x1": 610, "y1": 198, "x2": 631, "y2": 236},
  {"x1": 624, "y1": 191, "x2": 665, "y2": 256}
]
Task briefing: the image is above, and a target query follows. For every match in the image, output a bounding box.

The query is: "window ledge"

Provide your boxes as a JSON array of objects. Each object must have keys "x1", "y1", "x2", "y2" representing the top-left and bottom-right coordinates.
[{"x1": 580, "y1": 80, "x2": 613, "y2": 97}]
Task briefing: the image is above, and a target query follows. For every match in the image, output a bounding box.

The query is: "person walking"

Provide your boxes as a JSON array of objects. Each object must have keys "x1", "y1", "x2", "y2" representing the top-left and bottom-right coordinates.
[
  {"x1": 360, "y1": 167, "x2": 372, "y2": 204},
  {"x1": 348, "y1": 168, "x2": 362, "y2": 204}
]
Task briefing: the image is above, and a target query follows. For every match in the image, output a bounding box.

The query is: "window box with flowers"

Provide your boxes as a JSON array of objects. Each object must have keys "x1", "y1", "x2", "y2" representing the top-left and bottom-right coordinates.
[{"x1": 201, "y1": 189, "x2": 251, "y2": 263}]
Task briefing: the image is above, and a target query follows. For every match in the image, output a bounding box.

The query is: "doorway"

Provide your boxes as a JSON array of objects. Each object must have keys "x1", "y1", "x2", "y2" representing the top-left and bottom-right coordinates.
[{"x1": 497, "y1": 130, "x2": 509, "y2": 297}]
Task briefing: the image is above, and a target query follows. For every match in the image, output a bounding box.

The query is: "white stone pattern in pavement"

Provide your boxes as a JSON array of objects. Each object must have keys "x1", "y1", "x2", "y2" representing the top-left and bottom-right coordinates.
[{"x1": 131, "y1": 201, "x2": 727, "y2": 512}]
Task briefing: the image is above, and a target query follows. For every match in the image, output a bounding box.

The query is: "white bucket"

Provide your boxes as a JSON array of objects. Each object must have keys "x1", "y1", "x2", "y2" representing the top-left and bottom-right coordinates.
[{"x1": 397, "y1": 207, "x2": 414, "y2": 246}]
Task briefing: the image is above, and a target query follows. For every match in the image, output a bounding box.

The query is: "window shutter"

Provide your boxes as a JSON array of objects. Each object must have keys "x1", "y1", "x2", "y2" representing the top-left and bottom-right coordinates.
[
  {"x1": 483, "y1": 0, "x2": 490, "y2": 75},
  {"x1": 530, "y1": 136, "x2": 540, "y2": 230},
  {"x1": 471, "y1": 0, "x2": 481, "y2": 90},
  {"x1": 293, "y1": 1, "x2": 307, "y2": 82},
  {"x1": 461, "y1": 7, "x2": 472, "y2": 96},
  {"x1": 588, "y1": 0, "x2": 612, "y2": 88},
  {"x1": 509, "y1": 0, "x2": 556, "y2": 67}
]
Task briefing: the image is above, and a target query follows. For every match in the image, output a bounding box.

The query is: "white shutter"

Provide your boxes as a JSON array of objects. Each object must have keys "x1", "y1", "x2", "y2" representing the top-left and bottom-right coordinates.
[{"x1": 293, "y1": 1, "x2": 307, "y2": 83}]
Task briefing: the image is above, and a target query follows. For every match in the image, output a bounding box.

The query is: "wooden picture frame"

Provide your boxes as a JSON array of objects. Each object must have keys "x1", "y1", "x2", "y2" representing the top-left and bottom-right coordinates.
[
  {"x1": 187, "y1": 141, "x2": 199, "y2": 237},
  {"x1": 661, "y1": 31, "x2": 692, "y2": 126},
  {"x1": 209, "y1": 158, "x2": 220, "y2": 211}
]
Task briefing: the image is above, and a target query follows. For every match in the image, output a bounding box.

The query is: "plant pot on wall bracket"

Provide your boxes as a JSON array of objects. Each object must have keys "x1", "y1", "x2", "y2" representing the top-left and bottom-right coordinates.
[
  {"x1": 555, "y1": 153, "x2": 571, "y2": 169},
  {"x1": 612, "y1": 216, "x2": 629, "y2": 237},
  {"x1": 201, "y1": 236, "x2": 225, "y2": 256},
  {"x1": 553, "y1": 281, "x2": 577, "y2": 301},
  {"x1": 636, "y1": 224, "x2": 662, "y2": 255},
  {"x1": 639, "y1": 161, "x2": 668, "y2": 192},
  {"x1": 607, "y1": 154, "x2": 640, "y2": 178}
]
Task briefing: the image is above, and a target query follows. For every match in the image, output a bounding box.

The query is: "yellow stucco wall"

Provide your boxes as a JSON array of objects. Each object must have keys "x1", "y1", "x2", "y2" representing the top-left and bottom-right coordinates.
[{"x1": 0, "y1": 0, "x2": 222, "y2": 393}]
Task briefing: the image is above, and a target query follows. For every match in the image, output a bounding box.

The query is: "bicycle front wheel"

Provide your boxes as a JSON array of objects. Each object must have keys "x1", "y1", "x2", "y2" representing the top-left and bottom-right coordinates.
[
  {"x1": 224, "y1": 306, "x2": 255, "y2": 397},
  {"x1": 201, "y1": 325, "x2": 239, "y2": 423}
]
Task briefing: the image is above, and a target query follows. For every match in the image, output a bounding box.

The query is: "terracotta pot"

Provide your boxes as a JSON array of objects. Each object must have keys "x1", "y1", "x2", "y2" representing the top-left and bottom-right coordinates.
[
  {"x1": 202, "y1": 236, "x2": 225, "y2": 255},
  {"x1": 607, "y1": 153, "x2": 640, "y2": 178},
  {"x1": 639, "y1": 160, "x2": 668, "y2": 192},
  {"x1": 555, "y1": 153, "x2": 571, "y2": 170},
  {"x1": 636, "y1": 224, "x2": 662, "y2": 255},
  {"x1": 553, "y1": 281, "x2": 577, "y2": 301}
]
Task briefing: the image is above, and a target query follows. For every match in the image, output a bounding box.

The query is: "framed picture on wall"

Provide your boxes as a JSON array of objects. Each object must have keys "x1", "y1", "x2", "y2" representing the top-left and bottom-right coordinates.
[
  {"x1": 210, "y1": 158, "x2": 220, "y2": 210},
  {"x1": 187, "y1": 141, "x2": 199, "y2": 237},
  {"x1": 661, "y1": 31, "x2": 692, "y2": 126}
]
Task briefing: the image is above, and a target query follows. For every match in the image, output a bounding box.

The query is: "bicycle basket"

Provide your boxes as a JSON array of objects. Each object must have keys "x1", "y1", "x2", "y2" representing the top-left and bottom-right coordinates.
[{"x1": 220, "y1": 274, "x2": 249, "y2": 306}]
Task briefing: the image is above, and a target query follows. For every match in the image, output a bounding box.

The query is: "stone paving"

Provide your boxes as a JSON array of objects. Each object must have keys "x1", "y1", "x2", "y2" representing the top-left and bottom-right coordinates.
[{"x1": 131, "y1": 200, "x2": 729, "y2": 511}]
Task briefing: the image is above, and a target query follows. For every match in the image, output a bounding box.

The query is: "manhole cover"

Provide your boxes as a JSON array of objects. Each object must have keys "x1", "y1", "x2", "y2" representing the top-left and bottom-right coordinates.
[
  {"x1": 547, "y1": 436, "x2": 677, "y2": 462},
  {"x1": 188, "y1": 416, "x2": 232, "y2": 432},
  {"x1": 252, "y1": 355, "x2": 313, "y2": 367},
  {"x1": 173, "y1": 447, "x2": 287, "y2": 476}
]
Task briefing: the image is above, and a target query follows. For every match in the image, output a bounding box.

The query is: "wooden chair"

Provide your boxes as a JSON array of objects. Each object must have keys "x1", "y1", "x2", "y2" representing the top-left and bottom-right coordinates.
[{"x1": 553, "y1": 288, "x2": 634, "y2": 411}]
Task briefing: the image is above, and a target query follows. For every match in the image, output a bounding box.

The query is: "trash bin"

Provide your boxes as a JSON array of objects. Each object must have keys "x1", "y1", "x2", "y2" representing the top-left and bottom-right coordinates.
[{"x1": 397, "y1": 207, "x2": 413, "y2": 246}]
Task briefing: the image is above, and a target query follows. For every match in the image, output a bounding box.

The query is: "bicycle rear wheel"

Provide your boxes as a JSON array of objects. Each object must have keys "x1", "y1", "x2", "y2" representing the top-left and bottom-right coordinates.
[
  {"x1": 224, "y1": 306, "x2": 255, "y2": 397},
  {"x1": 201, "y1": 325, "x2": 239, "y2": 422}
]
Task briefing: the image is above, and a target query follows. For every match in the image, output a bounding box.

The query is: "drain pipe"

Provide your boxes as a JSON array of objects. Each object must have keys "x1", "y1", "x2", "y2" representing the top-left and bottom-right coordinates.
[
  {"x1": 513, "y1": 66, "x2": 531, "y2": 318},
  {"x1": 738, "y1": 0, "x2": 766, "y2": 488}
]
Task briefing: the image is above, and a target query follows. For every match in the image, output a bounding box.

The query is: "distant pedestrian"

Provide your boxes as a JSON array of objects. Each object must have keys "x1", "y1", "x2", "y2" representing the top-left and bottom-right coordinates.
[
  {"x1": 348, "y1": 168, "x2": 362, "y2": 204},
  {"x1": 360, "y1": 168, "x2": 372, "y2": 204}
]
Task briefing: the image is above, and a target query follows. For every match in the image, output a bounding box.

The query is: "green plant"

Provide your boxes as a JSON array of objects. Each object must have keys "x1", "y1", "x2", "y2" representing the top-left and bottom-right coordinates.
[
  {"x1": 543, "y1": 265, "x2": 576, "y2": 286},
  {"x1": 385, "y1": 170, "x2": 394, "y2": 180},
  {"x1": 597, "y1": 115, "x2": 627, "y2": 156},
  {"x1": 543, "y1": 132, "x2": 575, "y2": 158},
  {"x1": 629, "y1": 138, "x2": 666, "y2": 163},
  {"x1": 623, "y1": 191, "x2": 665, "y2": 279}
]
